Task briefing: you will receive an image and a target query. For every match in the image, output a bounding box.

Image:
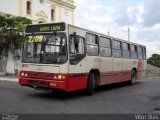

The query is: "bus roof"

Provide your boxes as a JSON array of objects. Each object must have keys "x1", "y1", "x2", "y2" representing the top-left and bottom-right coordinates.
[{"x1": 67, "y1": 23, "x2": 146, "y2": 48}]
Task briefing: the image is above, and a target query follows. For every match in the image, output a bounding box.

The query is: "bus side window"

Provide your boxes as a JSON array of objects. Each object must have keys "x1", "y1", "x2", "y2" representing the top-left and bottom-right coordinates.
[
  {"x1": 69, "y1": 35, "x2": 85, "y2": 54},
  {"x1": 131, "y1": 45, "x2": 137, "y2": 59},
  {"x1": 86, "y1": 33, "x2": 98, "y2": 56},
  {"x1": 122, "y1": 42, "x2": 130, "y2": 59},
  {"x1": 112, "y1": 40, "x2": 122, "y2": 58},
  {"x1": 99, "y1": 37, "x2": 111, "y2": 57},
  {"x1": 78, "y1": 37, "x2": 85, "y2": 54},
  {"x1": 70, "y1": 35, "x2": 76, "y2": 53},
  {"x1": 138, "y1": 46, "x2": 143, "y2": 59},
  {"x1": 143, "y1": 47, "x2": 146, "y2": 59}
]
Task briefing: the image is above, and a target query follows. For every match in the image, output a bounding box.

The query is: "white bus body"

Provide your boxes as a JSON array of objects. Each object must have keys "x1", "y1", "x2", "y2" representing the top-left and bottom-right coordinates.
[{"x1": 19, "y1": 22, "x2": 146, "y2": 95}]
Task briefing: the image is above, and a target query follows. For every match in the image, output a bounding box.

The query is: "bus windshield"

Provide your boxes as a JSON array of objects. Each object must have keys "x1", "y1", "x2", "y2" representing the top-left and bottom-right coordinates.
[{"x1": 22, "y1": 33, "x2": 67, "y2": 64}]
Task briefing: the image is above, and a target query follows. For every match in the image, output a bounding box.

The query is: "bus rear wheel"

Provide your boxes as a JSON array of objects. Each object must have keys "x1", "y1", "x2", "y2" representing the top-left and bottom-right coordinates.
[
  {"x1": 130, "y1": 70, "x2": 136, "y2": 85},
  {"x1": 86, "y1": 72, "x2": 95, "y2": 95}
]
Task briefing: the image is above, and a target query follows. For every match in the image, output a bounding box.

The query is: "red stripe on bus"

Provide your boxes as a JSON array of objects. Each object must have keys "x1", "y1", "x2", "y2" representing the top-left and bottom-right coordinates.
[{"x1": 19, "y1": 70, "x2": 143, "y2": 91}]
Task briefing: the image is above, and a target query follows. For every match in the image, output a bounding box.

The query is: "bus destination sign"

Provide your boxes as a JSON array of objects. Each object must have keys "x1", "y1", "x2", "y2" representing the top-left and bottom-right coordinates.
[{"x1": 25, "y1": 23, "x2": 66, "y2": 33}]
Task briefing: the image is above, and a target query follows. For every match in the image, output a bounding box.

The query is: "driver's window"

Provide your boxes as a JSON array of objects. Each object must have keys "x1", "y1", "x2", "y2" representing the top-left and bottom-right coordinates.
[
  {"x1": 78, "y1": 37, "x2": 85, "y2": 54},
  {"x1": 69, "y1": 35, "x2": 85, "y2": 65},
  {"x1": 70, "y1": 36, "x2": 76, "y2": 53},
  {"x1": 69, "y1": 35, "x2": 85, "y2": 54}
]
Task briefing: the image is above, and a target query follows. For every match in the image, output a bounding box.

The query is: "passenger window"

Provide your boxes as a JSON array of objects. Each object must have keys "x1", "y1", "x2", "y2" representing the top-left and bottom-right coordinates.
[
  {"x1": 112, "y1": 40, "x2": 121, "y2": 49},
  {"x1": 131, "y1": 45, "x2": 137, "y2": 59},
  {"x1": 70, "y1": 36, "x2": 76, "y2": 53},
  {"x1": 86, "y1": 33, "x2": 98, "y2": 56},
  {"x1": 138, "y1": 46, "x2": 143, "y2": 59},
  {"x1": 122, "y1": 42, "x2": 130, "y2": 59},
  {"x1": 99, "y1": 37, "x2": 111, "y2": 57},
  {"x1": 86, "y1": 33, "x2": 97, "y2": 44},
  {"x1": 78, "y1": 37, "x2": 85, "y2": 54},
  {"x1": 143, "y1": 48, "x2": 146, "y2": 59},
  {"x1": 112, "y1": 40, "x2": 122, "y2": 58},
  {"x1": 99, "y1": 37, "x2": 110, "y2": 47},
  {"x1": 70, "y1": 35, "x2": 85, "y2": 54}
]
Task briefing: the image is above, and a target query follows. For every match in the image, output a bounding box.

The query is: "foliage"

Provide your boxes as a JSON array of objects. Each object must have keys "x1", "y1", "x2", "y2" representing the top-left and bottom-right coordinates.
[
  {"x1": 147, "y1": 53, "x2": 160, "y2": 68},
  {"x1": 0, "y1": 15, "x2": 32, "y2": 55},
  {"x1": 0, "y1": 14, "x2": 32, "y2": 74}
]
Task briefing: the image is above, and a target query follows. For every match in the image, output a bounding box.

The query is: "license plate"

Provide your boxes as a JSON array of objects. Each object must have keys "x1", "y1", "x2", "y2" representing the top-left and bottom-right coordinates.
[{"x1": 28, "y1": 80, "x2": 49, "y2": 87}]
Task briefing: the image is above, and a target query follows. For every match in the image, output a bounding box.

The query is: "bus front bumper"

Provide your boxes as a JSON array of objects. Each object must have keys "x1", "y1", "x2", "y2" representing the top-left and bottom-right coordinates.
[
  {"x1": 19, "y1": 77, "x2": 67, "y2": 91},
  {"x1": 19, "y1": 75, "x2": 87, "y2": 92}
]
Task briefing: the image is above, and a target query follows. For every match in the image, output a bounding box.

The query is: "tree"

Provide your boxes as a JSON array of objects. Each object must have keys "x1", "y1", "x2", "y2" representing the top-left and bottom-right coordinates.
[
  {"x1": 148, "y1": 53, "x2": 160, "y2": 68},
  {"x1": 0, "y1": 15, "x2": 32, "y2": 74}
]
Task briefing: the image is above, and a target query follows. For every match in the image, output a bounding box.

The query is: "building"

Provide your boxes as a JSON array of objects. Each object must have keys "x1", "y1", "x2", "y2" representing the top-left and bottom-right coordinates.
[
  {"x1": 0, "y1": 0, "x2": 75, "y2": 74},
  {"x1": 0, "y1": 0, "x2": 75, "y2": 24}
]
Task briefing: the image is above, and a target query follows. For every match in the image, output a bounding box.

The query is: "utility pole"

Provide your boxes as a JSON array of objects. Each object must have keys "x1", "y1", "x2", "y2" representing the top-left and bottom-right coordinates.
[{"x1": 128, "y1": 28, "x2": 130, "y2": 42}]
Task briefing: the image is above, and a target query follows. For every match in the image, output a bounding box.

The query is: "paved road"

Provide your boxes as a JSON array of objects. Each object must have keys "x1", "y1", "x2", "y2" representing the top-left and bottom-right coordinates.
[{"x1": 0, "y1": 79, "x2": 160, "y2": 114}]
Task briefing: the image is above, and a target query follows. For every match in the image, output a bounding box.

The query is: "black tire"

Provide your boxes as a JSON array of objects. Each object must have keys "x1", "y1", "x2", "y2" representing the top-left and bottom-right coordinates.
[
  {"x1": 130, "y1": 70, "x2": 136, "y2": 85},
  {"x1": 86, "y1": 72, "x2": 95, "y2": 95}
]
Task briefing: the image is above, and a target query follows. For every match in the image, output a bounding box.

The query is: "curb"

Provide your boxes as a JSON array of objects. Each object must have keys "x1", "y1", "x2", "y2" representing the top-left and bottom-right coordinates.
[
  {"x1": 0, "y1": 77, "x2": 18, "y2": 82},
  {"x1": 141, "y1": 77, "x2": 160, "y2": 80}
]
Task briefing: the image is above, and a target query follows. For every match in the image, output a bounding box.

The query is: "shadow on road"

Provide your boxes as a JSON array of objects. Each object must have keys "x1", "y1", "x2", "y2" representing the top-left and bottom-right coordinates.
[
  {"x1": 95, "y1": 81, "x2": 141, "y2": 93},
  {"x1": 27, "y1": 81, "x2": 142, "y2": 100}
]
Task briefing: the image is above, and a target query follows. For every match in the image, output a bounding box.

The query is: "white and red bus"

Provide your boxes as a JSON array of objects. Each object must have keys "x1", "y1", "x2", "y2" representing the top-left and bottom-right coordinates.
[{"x1": 19, "y1": 22, "x2": 146, "y2": 95}]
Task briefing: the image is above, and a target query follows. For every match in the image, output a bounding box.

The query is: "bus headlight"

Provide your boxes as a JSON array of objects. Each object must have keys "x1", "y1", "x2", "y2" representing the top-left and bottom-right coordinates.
[
  {"x1": 62, "y1": 75, "x2": 66, "y2": 79},
  {"x1": 58, "y1": 75, "x2": 66, "y2": 80},
  {"x1": 21, "y1": 72, "x2": 24, "y2": 76},
  {"x1": 20, "y1": 72, "x2": 28, "y2": 77},
  {"x1": 24, "y1": 73, "x2": 28, "y2": 77},
  {"x1": 53, "y1": 75, "x2": 66, "y2": 80},
  {"x1": 58, "y1": 75, "x2": 62, "y2": 79}
]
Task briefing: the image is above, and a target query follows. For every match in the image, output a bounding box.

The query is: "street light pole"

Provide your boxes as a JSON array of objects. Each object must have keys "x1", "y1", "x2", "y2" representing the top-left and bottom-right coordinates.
[{"x1": 128, "y1": 28, "x2": 130, "y2": 42}]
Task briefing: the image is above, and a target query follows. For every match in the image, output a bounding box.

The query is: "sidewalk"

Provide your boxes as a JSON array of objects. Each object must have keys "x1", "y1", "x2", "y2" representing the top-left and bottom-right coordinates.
[{"x1": 0, "y1": 75, "x2": 18, "y2": 82}]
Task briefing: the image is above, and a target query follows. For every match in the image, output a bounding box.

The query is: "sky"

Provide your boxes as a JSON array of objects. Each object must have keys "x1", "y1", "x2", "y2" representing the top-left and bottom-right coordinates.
[{"x1": 74, "y1": 0, "x2": 160, "y2": 58}]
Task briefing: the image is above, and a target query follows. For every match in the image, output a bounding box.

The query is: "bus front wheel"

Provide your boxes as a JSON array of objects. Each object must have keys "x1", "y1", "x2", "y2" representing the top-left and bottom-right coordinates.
[{"x1": 86, "y1": 72, "x2": 95, "y2": 95}]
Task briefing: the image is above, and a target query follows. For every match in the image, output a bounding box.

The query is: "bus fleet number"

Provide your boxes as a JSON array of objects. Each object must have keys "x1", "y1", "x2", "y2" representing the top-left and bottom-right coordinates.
[{"x1": 28, "y1": 36, "x2": 43, "y2": 43}]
